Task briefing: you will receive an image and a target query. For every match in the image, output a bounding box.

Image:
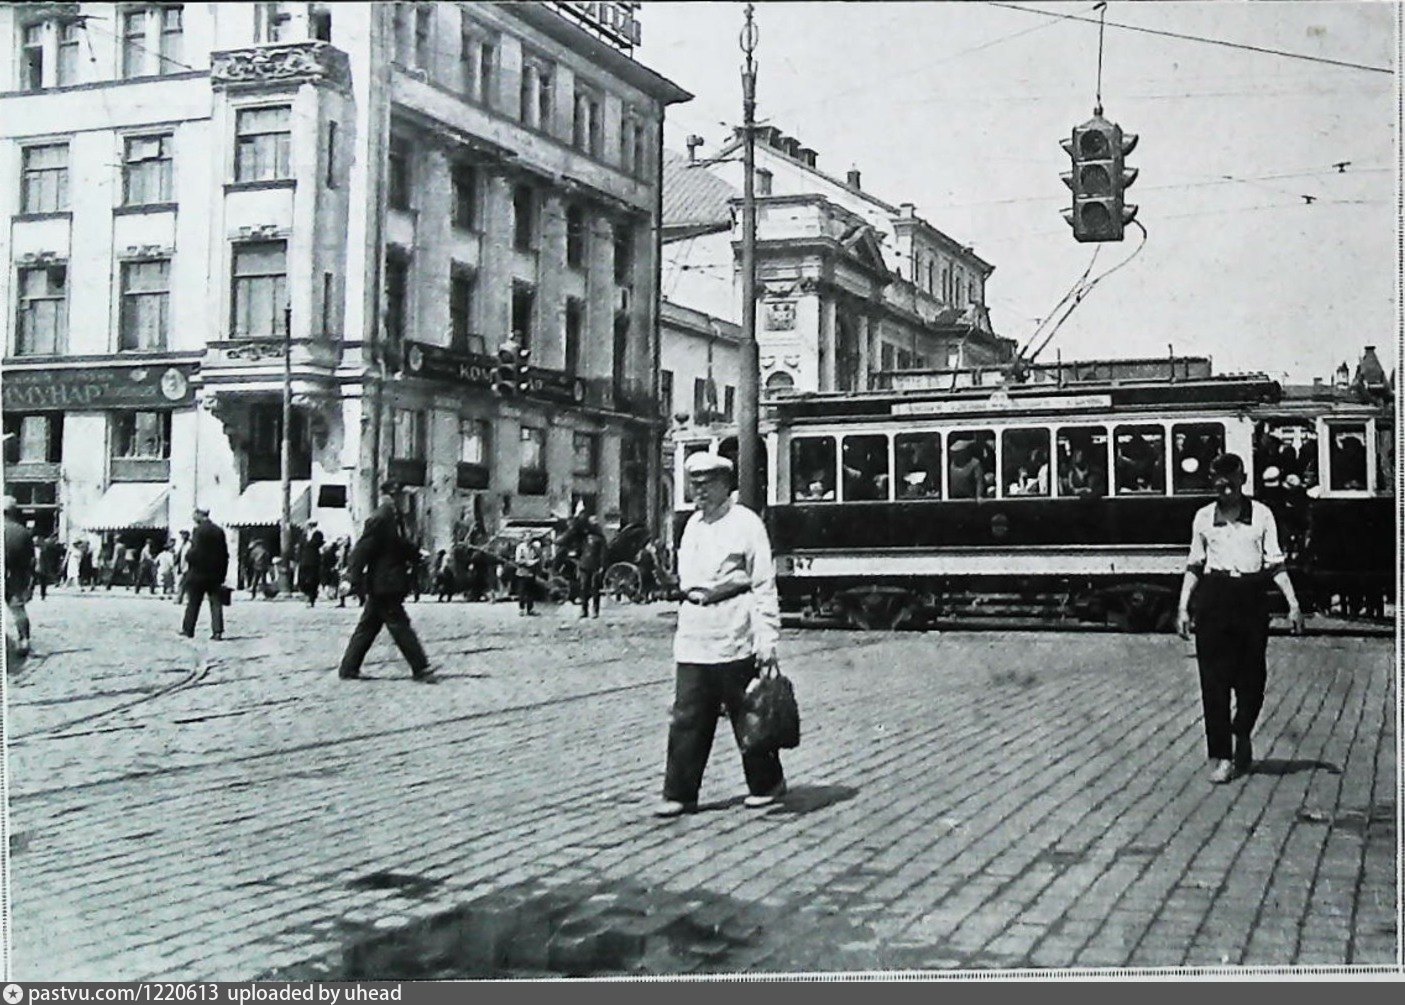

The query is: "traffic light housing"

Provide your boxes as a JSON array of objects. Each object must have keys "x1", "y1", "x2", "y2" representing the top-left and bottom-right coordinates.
[
  {"x1": 493, "y1": 341, "x2": 518, "y2": 397},
  {"x1": 514, "y1": 345, "x2": 532, "y2": 394},
  {"x1": 1060, "y1": 113, "x2": 1138, "y2": 242}
]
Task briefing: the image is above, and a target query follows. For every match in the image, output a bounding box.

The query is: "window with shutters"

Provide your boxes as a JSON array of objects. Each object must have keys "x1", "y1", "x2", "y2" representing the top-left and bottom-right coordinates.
[
  {"x1": 119, "y1": 259, "x2": 171, "y2": 350},
  {"x1": 123, "y1": 134, "x2": 173, "y2": 205},
  {"x1": 235, "y1": 105, "x2": 291, "y2": 182}
]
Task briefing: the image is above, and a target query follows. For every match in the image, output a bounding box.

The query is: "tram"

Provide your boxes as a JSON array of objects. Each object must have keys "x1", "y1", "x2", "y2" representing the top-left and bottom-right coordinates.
[{"x1": 671, "y1": 365, "x2": 1394, "y2": 631}]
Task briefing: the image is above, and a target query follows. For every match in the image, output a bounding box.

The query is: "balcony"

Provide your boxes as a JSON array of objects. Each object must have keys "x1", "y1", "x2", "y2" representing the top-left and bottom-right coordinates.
[{"x1": 210, "y1": 42, "x2": 351, "y2": 93}]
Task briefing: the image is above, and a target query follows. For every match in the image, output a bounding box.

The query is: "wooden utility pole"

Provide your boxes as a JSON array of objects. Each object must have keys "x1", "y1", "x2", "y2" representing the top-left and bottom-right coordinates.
[
  {"x1": 279, "y1": 304, "x2": 293, "y2": 595},
  {"x1": 737, "y1": 2, "x2": 760, "y2": 508}
]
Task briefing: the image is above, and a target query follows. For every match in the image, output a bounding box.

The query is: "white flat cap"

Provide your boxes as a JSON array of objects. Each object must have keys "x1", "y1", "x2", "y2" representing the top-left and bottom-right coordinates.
[{"x1": 685, "y1": 452, "x2": 734, "y2": 476}]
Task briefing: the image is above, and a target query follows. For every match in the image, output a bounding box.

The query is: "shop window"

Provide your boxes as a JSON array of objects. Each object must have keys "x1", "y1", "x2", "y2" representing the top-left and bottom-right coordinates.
[
  {"x1": 457, "y1": 417, "x2": 490, "y2": 490},
  {"x1": 15, "y1": 264, "x2": 68, "y2": 355},
  {"x1": 3, "y1": 413, "x2": 62, "y2": 465},
  {"x1": 119, "y1": 258, "x2": 171, "y2": 350},
  {"x1": 519, "y1": 426, "x2": 546, "y2": 496},
  {"x1": 573, "y1": 431, "x2": 599, "y2": 477},
  {"x1": 1328, "y1": 423, "x2": 1369, "y2": 491},
  {"x1": 231, "y1": 242, "x2": 287, "y2": 337},
  {"x1": 1255, "y1": 420, "x2": 1318, "y2": 494},
  {"x1": 791, "y1": 437, "x2": 836, "y2": 502},
  {"x1": 111, "y1": 410, "x2": 171, "y2": 459},
  {"x1": 1056, "y1": 427, "x2": 1108, "y2": 497},
  {"x1": 842, "y1": 434, "x2": 889, "y2": 501},
  {"x1": 235, "y1": 105, "x2": 291, "y2": 182},
  {"x1": 391, "y1": 409, "x2": 426, "y2": 460},
  {"x1": 1114, "y1": 425, "x2": 1166, "y2": 495},
  {"x1": 21, "y1": 143, "x2": 68, "y2": 213},
  {"x1": 1171, "y1": 422, "x2": 1224, "y2": 495},
  {"x1": 948, "y1": 430, "x2": 995, "y2": 499},
  {"x1": 1002, "y1": 428, "x2": 1051, "y2": 497},
  {"x1": 895, "y1": 432, "x2": 942, "y2": 499},
  {"x1": 123, "y1": 134, "x2": 173, "y2": 205}
]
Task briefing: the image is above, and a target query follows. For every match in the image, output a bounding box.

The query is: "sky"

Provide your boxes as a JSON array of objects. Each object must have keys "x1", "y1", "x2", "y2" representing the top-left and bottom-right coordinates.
[{"x1": 637, "y1": 1, "x2": 1398, "y2": 384}]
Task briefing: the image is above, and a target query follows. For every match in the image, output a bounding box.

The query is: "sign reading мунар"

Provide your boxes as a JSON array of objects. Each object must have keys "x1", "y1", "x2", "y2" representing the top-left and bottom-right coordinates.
[{"x1": 1, "y1": 363, "x2": 196, "y2": 411}]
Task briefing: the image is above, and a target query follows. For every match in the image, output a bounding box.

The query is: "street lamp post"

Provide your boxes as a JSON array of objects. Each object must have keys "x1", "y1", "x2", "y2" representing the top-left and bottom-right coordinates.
[
  {"x1": 279, "y1": 304, "x2": 293, "y2": 595},
  {"x1": 737, "y1": 3, "x2": 760, "y2": 509}
]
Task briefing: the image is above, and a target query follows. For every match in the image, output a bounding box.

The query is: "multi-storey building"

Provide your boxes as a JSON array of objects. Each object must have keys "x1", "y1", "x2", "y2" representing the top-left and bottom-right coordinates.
[
  {"x1": 661, "y1": 129, "x2": 1014, "y2": 403},
  {"x1": 0, "y1": 1, "x2": 688, "y2": 564}
]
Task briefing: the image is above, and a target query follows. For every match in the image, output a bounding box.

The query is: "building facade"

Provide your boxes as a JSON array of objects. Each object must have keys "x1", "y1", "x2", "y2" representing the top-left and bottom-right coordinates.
[
  {"x1": 660, "y1": 128, "x2": 1015, "y2": 403},
  {"x1": 0, "y1": 1, "x2": 687, "y2": 562}
]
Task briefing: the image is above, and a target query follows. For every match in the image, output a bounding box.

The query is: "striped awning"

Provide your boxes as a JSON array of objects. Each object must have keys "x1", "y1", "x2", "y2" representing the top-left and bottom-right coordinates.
[
  {"x1": 220, "y1": 480, "x2": 311, "y2": 528},
  {"x1": 83, "y1": 483, "x2": 170, "y2": 532}
]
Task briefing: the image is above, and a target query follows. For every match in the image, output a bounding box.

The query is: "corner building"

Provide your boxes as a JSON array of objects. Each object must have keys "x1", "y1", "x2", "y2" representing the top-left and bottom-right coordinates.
[{"x1": 0, "y1": 2, "x2": 688, "y2": 561}]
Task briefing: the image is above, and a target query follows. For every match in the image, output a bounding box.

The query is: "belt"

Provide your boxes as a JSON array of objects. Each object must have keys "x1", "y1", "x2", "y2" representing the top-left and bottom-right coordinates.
[{"x1": 1204, "y1": 569, "x2": 1264, "y2": 580}]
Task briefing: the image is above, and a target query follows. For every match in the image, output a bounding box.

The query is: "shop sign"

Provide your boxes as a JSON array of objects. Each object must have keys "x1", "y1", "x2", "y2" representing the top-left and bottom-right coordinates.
[
  {"x1": 403, "y1": 341, "x2": 588, "y2": 407},
  {"x1": 1, "y1": 363, "x2": 196, "y2": 412}
]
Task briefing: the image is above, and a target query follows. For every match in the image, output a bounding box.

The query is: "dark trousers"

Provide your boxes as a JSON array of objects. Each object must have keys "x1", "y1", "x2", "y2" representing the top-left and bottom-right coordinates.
[
  {"x1": 182, "y1": 584, "x2": 225, "y2": 637},
  {"x1": 663, "y1": 658, "x2": 785, "y2": 804},
  {"x1": 338, "y1": 593, "x2": 429, "y2": 677},
  {"x1": 578, "y1": 568, "x2": 601, "y2": 616},
  {"x1": 1194, "y1": 576, "x2": 1269, "y2": 760}
]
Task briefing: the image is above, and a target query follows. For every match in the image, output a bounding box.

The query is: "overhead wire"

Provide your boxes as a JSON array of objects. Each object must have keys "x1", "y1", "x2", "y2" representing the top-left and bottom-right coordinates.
[{"x1": 982, "y1": 2, "x2": 1392, "y2": 74}]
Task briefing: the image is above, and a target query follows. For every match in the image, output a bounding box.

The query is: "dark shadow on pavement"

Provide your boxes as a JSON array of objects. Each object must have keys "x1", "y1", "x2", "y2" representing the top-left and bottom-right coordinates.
[
  {"x1": 769, "y1": 784, "x2": 859, "y2": 815},
  {"x1": 1251, "y1": 758, "x2": 1342, "y2": 777}
]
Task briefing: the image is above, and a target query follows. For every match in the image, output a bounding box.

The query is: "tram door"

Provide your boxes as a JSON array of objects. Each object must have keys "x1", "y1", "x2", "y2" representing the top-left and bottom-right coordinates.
[{"x1": 718, "y1": 436, "x2": 769, "y2": 511}]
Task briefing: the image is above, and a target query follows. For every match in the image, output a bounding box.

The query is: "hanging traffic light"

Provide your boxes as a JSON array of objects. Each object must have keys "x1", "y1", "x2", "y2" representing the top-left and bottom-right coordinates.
[
  {"x1": 515, "y1": 345, "x2": 533, "y2": 394},
  {"x1": 1060, "y1": 112, "x2": 1138, "y2": 242},
  {"x1": 493, "y1": 340, "x2": 518, "y2": 397}
]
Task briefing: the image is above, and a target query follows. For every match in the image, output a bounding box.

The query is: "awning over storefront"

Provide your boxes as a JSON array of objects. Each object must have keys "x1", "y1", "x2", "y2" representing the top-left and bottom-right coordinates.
[
  {"x1": 83, "y1": 483, "x2": 170, "y2": 532},
  {"x1": 220, "y1": 480, "x2": 312, "y2": 528}
]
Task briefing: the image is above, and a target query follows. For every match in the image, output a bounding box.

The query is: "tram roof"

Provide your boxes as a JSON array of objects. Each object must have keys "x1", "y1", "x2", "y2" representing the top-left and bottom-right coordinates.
[{"x1": 767, "y1": 373, "x2": 1283, "y2": 422}]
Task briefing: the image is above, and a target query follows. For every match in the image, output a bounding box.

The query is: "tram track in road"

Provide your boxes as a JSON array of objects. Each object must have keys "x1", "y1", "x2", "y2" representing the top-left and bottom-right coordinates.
[{"x1": 8, "y1": 634, "x2": 894, "y2": 801}]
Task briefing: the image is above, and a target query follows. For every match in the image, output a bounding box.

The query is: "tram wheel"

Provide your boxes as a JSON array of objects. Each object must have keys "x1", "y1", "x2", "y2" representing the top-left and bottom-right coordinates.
[{"x1": 844, "y1": 590, "x2": 914, "y2": 631}]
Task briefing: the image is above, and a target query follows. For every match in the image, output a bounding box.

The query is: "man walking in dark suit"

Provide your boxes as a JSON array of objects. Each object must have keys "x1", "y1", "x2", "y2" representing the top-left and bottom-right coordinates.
[
  {"x1": 181, "y1": 508, "x2": 228, "y2": 640},
  {"x1": 338, "y1": 481, "x2": 437, "y2": 682}
]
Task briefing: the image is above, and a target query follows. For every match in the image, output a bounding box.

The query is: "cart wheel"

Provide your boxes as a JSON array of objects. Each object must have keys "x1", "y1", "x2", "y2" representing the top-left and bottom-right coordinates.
[{"x1": 604, "y1": 563, "x2": 642, "y2": 603}]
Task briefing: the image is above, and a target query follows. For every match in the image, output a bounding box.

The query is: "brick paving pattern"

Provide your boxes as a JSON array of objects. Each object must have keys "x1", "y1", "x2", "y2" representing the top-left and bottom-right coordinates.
[{"x1": 3, "y1": 591, "x2": 1398, "y2": 978}]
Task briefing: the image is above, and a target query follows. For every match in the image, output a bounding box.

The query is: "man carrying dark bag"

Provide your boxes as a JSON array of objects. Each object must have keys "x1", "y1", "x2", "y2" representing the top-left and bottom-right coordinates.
[
  {"x1": 653, "y1": 452, "x2": 786, "y2": 818},
  {"x1": 180, "y1": 508, "x2": 228, "y2": 641},
  {"x1": 337, "y1": 481, "x2": 437, "y2": 683}
]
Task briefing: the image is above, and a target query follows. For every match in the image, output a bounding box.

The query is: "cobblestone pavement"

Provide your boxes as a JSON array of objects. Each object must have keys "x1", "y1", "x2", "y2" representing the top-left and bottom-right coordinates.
[{"x1": 3, "y1": 590, "x2": 1398, "y2": 979}]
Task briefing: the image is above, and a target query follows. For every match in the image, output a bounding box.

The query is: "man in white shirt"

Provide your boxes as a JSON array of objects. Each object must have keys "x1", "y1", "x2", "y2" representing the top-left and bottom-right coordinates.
[
  {"x1": 1177, "y1": 453, "x2": 1304, "y2": 784},
  {"x1": 655, "y1": 451, "x2": 785, "y2": 818}
]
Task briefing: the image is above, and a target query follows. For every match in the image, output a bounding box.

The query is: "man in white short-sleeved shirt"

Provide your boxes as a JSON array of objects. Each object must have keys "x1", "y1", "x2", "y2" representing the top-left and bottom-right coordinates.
[
  {"x1": 1177, "y1": 452, "x2": 1303, "y2": 784},
  {"x1": 654, "y1": 451, "x2": 785, "y2": 818}
]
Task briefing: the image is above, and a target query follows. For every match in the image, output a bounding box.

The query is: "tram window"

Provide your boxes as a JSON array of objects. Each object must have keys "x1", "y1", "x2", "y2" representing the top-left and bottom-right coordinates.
[
  {"x1": 1328, "y1": 424, "x2": 1369, "y2": 490},
  {"x1": 895, "y1": 432, "x2": 942, "y2": 499},
  {"x1": 1056, "y1": 427, "x2": 1107, "y2": 497},
  {"x1": 1255, "y1": 420, "x2": 1318, "y2": 493},
  {"x1": 1172, "y1": 422, "x2": 1224, "y2": 495},
  {"x1": 1002, "y1": 428, "x2": 1051, "y2": 497},
  {"x1": 948, "y1": 429, "x2": 994, "y2": 499},
  {"x1": 791, "y1": 436, "x2": 836, "y2": 502},
  {"x1": 1114, "y1": 425, "x2": 1166, "y2": 495},
  {"x1": 842, "y1": 434, "x2": 890, "y2": 501},
  {"x1": 681, "y1": 443, "x2": 709, "y2": 504},
  {"x1": 1375, "y1": 423, "x2": 1393, "y2": 493}
]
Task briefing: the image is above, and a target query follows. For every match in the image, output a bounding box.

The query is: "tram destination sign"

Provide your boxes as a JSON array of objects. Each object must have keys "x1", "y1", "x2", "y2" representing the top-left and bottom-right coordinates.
[
  {"x1": 1, "y1": 362, "x2": 196, "y2": 411},
  {"x1": 891, "y1": 393, "x2": 1113, "y2": 417}
]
